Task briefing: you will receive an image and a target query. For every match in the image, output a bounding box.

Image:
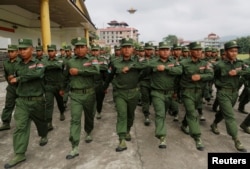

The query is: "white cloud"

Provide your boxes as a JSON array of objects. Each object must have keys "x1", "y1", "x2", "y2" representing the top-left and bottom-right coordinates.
[{"x1": 86, "y1": 0, "x2": 250, "y2": 43}]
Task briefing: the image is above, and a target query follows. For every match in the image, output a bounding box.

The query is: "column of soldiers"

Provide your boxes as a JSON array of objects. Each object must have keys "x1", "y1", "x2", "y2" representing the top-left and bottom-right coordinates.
[{"x1": 1, "y1": 38, "x2": 250, "y2": 168}]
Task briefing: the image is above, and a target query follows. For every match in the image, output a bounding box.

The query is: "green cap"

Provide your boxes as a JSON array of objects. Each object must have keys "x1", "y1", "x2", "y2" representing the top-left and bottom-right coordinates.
[
  {"x1": 144, "y1": 42, "x2": 154, "y2": 50},
  {"x1": 205, "y1": 47, "x2": 212, "y2": 52},
  {"x1": 65, "y1": 45, "x2": 72, "y2": 51},
  {"x1": 47, "y1": 44, "x2": 57, "y2": 51},
  {"x1": 224, "y1": 40, "x2": 240, "y2": 49},
  {"x1": 189, "y1": 41, "x2": 202, "y2": 50},
  {"x1": 36, "y1": 46, "x2": 43, "y2": 51},
  {"x1": 71, "y1": 37, "x2": 87, "y2": 46},
  {"x1": 212, "y1": 48, "x2": 218, "y2": 52},
  {"x1": 158, "y1": 41, "x2": 171, "y2": 49},
  {"x1": 114, "y1": 45, "x2": 121, "y2": 50},
  {"x1": 173, "y1": 44, "x2": 182, "y2": 50},
  {"x1": 182, "y1": 46, "x2": 189, "y2": 52},
  {"x1": 91, "y1": 44, "x2": 100, "y2": 50},
  {"x1": 120, "y1": 38, "x2": 133, "y2": 47},
  {"x1": 139, "y1": 46, "x2": 145, "y2": 51},
  {"x1": 7, "y1": 44, "x2": 18, "y2": 51},
  {"x1": 18, "y1": 38, "x2": 33, "y2": 48}
]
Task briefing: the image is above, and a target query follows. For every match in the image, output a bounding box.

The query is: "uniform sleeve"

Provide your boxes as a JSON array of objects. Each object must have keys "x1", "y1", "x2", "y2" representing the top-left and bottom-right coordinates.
[{"x1": 200, "y1": 62, "x2": 214, "y2": 81}]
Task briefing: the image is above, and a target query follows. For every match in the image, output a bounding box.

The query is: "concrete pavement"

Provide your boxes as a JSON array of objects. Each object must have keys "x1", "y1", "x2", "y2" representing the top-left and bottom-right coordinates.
[{"x1": 0, "y1": 81, "x2": 249, "y2": 169}]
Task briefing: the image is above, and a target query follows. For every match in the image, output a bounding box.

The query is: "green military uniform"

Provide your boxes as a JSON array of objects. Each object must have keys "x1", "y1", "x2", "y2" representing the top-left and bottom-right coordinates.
[
  {"x1": 180, "y1": 42, "x2": 214, "y2": 151},
  {"x1": 91, "y1": 44, "x2": 108, "y2": 119},
  {"x1": 140, "y1": 42, "x2": 155, "y2": 125},
  {"x1": 65, "y1": 37, "x2": 99, "y2": 160},
  {"x1": 4, "y1": 39, "x2": 48, "y2": 169},
  {"x1": 104, "y1": 38, "x2": 147, "y2": 152},
  {"x1": 0, "y1": 45, "x2": 20, "y2": 131},
  {"x1": 43, "y1": 44, "x2": 66, "y2": 130},
  {"x1": 149, "y1": 42, "x2": 182, "y2": 148},
  {"x1": 62, "y1": 45, "x2": 74, "y2": 107},
  {"x1": 211, "y1": 40, "x2": 250, "y2": 152}
]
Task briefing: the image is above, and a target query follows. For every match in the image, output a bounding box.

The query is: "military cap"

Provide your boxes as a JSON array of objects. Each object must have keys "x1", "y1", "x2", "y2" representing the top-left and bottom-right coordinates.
[
  {"x1": 154, "y1": 46, "x2": 159, "y2": 51},
  {"x1": 158, "y1": 41, "x2": 171, "y2": 49},
  {"x1": 144, "y1": 42, "x2": 154, "y2": 50},
  {"x1": 65, "y1": 45, "x2": 72, "y2": 51},
  {"x1": 139, "y1": 46, "x2": 145, "y2": 51},
  {"x1": 36, "y1": 46, "x2": 43, "y2": 51},
  {"x1": 120, "y1": 38, "x2": 134, "y2": 47},
  {"x1": 224, "y1": 40, "x2": 240, "y2": 49},
  {"x1": 7, "y1": 44, "x2": 18, "y2": 51},
  {"x1": 18, "y1": 38, "x2": 33, "y2": 48},
  {"x1": 71, "y1": 37, "x2": 87, "y2": 46},
  {"x1": 212, "y1": 48, "x2": 218, "y2": 52},
  {"x1": 220, "y1": 49, "x2": 225, "y2": 54},
  {"x1": 114, "y1": 45, "x2": 121, "y2": 50},
  {"x1": 91, "y1": 44, "x2": 100, "y2": 50},
  {"x1": 47, "y1": 44, "x2": 57, "y2": 51},
  {"x1": 205, "y1": 47, "x2": 212, "y2": 52},
  {"x1": 189, "y1": 41, "x2": 202, "y2": 50},
  {"x1": 182, "y1": 46, "x2": 189, "y2": 52},
  {"x1": 173, "y1": 44, "x2": 182, "y2": 50}
]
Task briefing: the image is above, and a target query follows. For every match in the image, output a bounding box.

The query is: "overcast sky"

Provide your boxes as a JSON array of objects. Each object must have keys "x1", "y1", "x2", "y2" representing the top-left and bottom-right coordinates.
[{"x1": 85, "y1": 0, "x2": 250, "y2": 43}]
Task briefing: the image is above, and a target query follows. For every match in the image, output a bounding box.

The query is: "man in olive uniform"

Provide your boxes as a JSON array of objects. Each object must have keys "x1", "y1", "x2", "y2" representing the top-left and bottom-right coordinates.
[
  {"x1": 43, "y1": 44, "x2": 66, "y2": 131},
  {"x1": 63, "y1": 45, "x2": 74, "y2": 108},
  {"x1": 90, "y1": 44, "x2": 108, "y2": 119},
  {"x1": 35, "y1": 45, "x2": 46, "y2": 61},
  {"x1": 182, "y1": 46, "x2": 190, "y2": 58},
  {"x1": 4, "y1": 39, "x2": 48, "y2": 168},
  {"x1": 140, "y1": 42, "x2": 155, "y2": 126},
  {"x1": 210, "y1": 40, "x2": 250, "y2": 152},
  {"x1": 149, "y1": 41, "x2": 182, "y2": 148},
  {"x1": 180, "y1": 41, "x2": 214, "y2": 151},
  {"x1": 103, "y1": 38, "x2": 147, "y2": 152},
  {"x1": 64, "y1": 37, "x2": 99, "y2": 159},
  {"x1": 0, "y1": 45, "x2": 20, "y2": 131}
]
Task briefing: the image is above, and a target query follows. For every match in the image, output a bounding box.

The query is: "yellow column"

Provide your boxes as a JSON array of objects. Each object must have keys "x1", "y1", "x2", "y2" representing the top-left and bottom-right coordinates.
[
  {"x1": 40, "y1": 0, "x2": 51, "y2": 52},
  {"x1": 84, "y1": 28, "x2": 89, "y2": 47}
]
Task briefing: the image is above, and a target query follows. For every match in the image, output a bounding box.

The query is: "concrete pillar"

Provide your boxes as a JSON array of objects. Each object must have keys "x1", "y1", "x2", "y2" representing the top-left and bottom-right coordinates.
[
  {"x1": 84, "y1": 28, "x2": 89, "y2": 47},
  {"x1": 40, "y1": 0, "x2": 51, "y2": 51}
]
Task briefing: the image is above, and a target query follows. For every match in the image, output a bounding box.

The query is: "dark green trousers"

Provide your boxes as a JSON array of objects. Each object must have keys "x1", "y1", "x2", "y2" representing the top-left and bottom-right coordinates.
[
  {"x1": 1, "y1": 85, "x2": 17, "y2": 123},
  {"x1": 213, "y1": 89, "x2": 238, "y2": 138},
  {"x1": 113, "y1": 88, "x2": 140, "y2": 139},
  {"x1": 151, "y1": 90, "x2": 173, "y2": 138},
  {"x1": 182, "y1": 89, "x2": 202, "y2": 139},
  {"x1": 69, "y1": 90, "x2": 96, "y2": 147},
  {"x1": 45, "y1": 84, "x2": 65, "y2": 122},
  {"x1": 13, "y1": 97, "x2": 47, "y2": 154},
  {"x1": 140, "y1": 85, "x2": 151, "y2": 116}
]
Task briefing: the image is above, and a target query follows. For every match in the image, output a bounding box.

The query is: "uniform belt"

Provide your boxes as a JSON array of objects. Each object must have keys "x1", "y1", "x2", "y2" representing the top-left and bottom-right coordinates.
[
  {"x1": 71, "y1": 88, "x2": 94, "y2": 94},
  {"x1": 19, "y1": 96, "x2": 44, "y2": 101},
  {"x1": 218, "y1": 88, "x2": 237, "y2": 92},
  {"x1": 153, "y1": 89, "x2": 174, "y2": 94},
  {"x1": 115, "y1": 87, "x2": 139, "y2": 92}
]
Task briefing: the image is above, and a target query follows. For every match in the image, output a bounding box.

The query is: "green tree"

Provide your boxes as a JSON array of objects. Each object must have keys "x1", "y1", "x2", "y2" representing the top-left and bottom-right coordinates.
[
  {"x1": 162, "y1": 35, "x2": 178, "y2": 46},
  {"x1": 235, "y1": 36, "x2": 250, "y2": 54}
]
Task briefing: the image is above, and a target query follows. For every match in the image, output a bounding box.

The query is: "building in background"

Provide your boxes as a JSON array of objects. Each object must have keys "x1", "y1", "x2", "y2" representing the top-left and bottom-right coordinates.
[
  {"x1": 96, "y1": 20, "x2": 139, "y2": 46},
  {"x1": 203, "y1": 33, "x2": 222, "y2": 49}
]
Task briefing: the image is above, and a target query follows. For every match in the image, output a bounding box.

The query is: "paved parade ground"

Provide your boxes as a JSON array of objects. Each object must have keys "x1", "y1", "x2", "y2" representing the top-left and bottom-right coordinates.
[{"x1": 0, "y1": 81, "x2": 249, "y2": 169}]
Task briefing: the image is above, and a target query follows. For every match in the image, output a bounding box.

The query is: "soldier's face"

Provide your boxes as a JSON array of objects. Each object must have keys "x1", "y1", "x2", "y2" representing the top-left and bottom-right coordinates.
[
  {"x1": 159, "y1": 48, "x2": 171, "y2": 59},
  {"x1": 226, "y1": 48, "x2": 238, "y2": 61},
  {"x1": 190, "y1": 49, "x2": 202, "y2": 59},
  {"x1": 121, "y1": 46, "x2": 133, "y2": 58},
  {"x1": 75, "y1": 45, "x2": 88, "y2": 57},
  {"x1": 19, "y1": 47, "x2": 33, "y2": 60},
  {"x1": 8, "y1": 50, "x2": 18, "y2": 60}
]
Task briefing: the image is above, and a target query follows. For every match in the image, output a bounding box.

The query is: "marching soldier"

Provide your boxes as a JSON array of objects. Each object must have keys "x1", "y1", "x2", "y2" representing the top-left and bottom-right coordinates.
[{"x1": 0, "y1": 45, "x2": 20, "y2": 131}]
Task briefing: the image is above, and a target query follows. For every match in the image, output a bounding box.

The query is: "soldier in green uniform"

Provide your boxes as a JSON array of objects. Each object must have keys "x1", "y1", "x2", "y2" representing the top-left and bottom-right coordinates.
[
  {"x1": 140, "y1": 42, "x2": 155, "y2": 126},
  {"x1": 63, "y1": 45, "x2": 74, "y2": 108},
  {"x1": 4, "y1": 39, "x2": 48, "y2": 168},
  {"x1": 210, "y1": 40, "x2": 250, "y2": 152},
  {"x1": 180, "y1": 41, "x2": 214, "y2": 151},
  {"x1": 90, "y1": 44, "x2": 108, "y2": 119},
  {"x1": 64, "y1": 37, "x2": 99, "y2": 159},
  {"x1": 149, "y1": 41, "x2": 182, "y2": 148},
  {"x1": 182, "y1": 46, "x2": 190, "y2": 58},
  {"x1": 35, "y1": 45, "x2": 47, "y2": 61},
  {"x1": 0, "y1": 45, "x2": 20, "y2": 131},
  {"x1": 43, "y1": 44, "x2": 66, "y2": 131},
  {"x1": 103, "y1": 38, "x2": 147, "y2": 152},
  {"x1": 168, "y1": 44, "x2": 182, "y2": 121}
]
